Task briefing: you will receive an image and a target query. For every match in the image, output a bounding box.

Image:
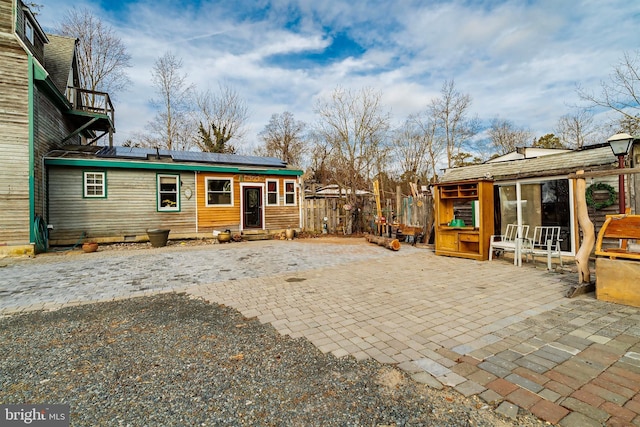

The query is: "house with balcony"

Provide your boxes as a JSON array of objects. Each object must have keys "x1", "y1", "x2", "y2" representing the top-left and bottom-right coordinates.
[{"x1": 0, "y1": 0, "x2": 115, "y2": 256}]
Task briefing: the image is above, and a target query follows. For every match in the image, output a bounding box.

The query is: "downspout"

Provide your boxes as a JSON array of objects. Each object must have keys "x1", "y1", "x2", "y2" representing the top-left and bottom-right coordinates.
[
  {"x1": 298, "y1": 176, "x2": 303, "y2": 229},
  {"x1": 194, "y1": 171, "x2": 199, "y2": 234},
  {"x1": 28, "y1": 54, "x2": 35, "y2": 244}
]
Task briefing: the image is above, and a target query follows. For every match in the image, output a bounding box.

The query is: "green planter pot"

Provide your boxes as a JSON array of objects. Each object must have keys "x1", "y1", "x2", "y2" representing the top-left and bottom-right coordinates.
[{"x1": 147, "y1": 229, "x2": 170, "y2": 247}]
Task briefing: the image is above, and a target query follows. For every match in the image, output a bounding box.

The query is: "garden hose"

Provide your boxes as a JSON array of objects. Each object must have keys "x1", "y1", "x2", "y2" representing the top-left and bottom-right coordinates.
[{"x1": 33, "y1": 215, "x2": 48, "y2": 253}]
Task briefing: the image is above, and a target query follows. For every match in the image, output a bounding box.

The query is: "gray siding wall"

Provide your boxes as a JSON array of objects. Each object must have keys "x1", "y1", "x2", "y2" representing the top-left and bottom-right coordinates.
[
  {"x1": 0, "y1": 32, "x2": 30, "y2": 245},
  {"x1": 15, "y1": 0, "x2": 45, "y2": 64},
  {"x1": 47, "y1": 167, "x2": 197, "y2": 244},
  {"x1": 33, "y1": 85, "x2": 81, "y2": 221},
  {"x1": 0, "y1": 0, "x2": 13, "y2": 34}
]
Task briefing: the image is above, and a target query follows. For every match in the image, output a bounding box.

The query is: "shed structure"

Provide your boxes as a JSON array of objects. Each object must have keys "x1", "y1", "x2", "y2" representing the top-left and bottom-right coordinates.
[{"x1": 439, "y1": 143, "x2": 640, "y2": 257}]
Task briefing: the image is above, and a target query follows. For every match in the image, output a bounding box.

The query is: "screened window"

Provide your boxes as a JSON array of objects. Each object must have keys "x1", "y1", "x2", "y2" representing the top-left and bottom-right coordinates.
[
  {"x1": 206, "y1": 178, "x2": 233, "y2": 206},
  {"x1": 158, "y1": 174, "x2": 180, "y2": 211},
  {"x1": 284, "y1": 180, "x2": 296, "y2": 206},
  {"x1": 83, "y1": 171, "x2": 106, "y2": 198},
  {"x1": 25, "y1": 20, "x2": 34, "y2": 44},
  {"x1": 266, "y1": 180, "x2": 279, "y2": 206}
]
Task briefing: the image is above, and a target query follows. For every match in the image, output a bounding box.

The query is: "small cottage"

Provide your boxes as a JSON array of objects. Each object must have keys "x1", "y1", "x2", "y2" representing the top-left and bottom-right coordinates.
[{"x1": 45, "y1": 146, "x2": 304, "y2": 245}]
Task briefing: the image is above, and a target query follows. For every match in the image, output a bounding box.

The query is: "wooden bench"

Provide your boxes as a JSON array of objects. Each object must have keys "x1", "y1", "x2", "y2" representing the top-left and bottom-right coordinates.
[
  {"x1": 595, "y1": 214, "x2": 640, "y2": 261},
  {"x1": 489, "y1": 224, "x2": 529, "y2": 266},
  {"x1": 522, "y1": 226, "x2": 563, "y2": 270}
]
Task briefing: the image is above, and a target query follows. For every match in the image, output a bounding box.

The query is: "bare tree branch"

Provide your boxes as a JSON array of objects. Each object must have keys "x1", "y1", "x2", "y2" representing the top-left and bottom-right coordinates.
[
  {"x1": 193, "y1": 84, "x2": 248, "y2": 153},
  {"x1": 144, "y1": 52, "x2": 194, "y2": 150},
  {"x1": 430, "y1": 80, "x2": 476, "y2": 167},
  {"x1": 58, "y1": 8, "x2": 131, "y2": 102},
  {"x1": 554, "y1": 109, "x2": 601, "y2": 149},
  {"x1": 488, "y1": 118, "x2": 532, "y2": 154},
  {"x1": 257, "y1": 112, "x2": 306, "y2": 166},
  {"x1": 577, "y1": 50, "x2": 640, "y2": 129},
  {"x1": 313, "y1": 87, "x2": 391, "y2": 234}
]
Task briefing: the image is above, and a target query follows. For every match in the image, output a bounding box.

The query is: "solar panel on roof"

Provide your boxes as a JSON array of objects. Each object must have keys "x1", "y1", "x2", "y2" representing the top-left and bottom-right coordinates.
[
  {"x1": 98, "y1": 146, "x2": 149, "y2": 159},
  {"x1": 171, "y1": 151, "x2": 287, "y2": 167},
  {"x1": 98, "y1": 146, "x2": 288, "y2": 168}
]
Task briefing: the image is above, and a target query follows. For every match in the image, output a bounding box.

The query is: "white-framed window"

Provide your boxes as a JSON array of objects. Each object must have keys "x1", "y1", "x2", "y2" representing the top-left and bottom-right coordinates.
[
  {"x1": 83, "y1": 171, "x2": 106, "y2": 198},
  {"x1": 157, "y1": 174, "x2": 180, "y2": 212},
  {"x1": 206, "y1": 177, "x2": 233, "y2": 206},
  {"x1": 266, "y1": 179, "x2": 279, "y2": 206},
  {"x1": 284, "y1": 180, "x2": 297, "y2": 206},
  {"x1": 25, "y1": 19, "x2": 34, "y2": 44}
]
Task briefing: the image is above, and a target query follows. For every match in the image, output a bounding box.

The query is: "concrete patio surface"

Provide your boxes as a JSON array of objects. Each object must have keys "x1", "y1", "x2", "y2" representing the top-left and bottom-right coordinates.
[{"x1": 2, "y1": 237, "x2": 639, "y2": 426}]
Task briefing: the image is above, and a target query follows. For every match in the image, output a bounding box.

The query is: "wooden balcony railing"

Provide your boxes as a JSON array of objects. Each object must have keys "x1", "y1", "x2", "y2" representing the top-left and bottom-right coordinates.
[{"x1": 66, "y1": 87, "x2": 115, "y2": 126}]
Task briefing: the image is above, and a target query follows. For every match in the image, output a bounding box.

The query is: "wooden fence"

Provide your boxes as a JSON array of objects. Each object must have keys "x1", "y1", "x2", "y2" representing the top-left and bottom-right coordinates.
[
  {"x1": 303, "y1": 194, "x2": 434, "y2": 240},
  {"x1": 303, "y1": 198, "x2": 379, "y2": 234}
]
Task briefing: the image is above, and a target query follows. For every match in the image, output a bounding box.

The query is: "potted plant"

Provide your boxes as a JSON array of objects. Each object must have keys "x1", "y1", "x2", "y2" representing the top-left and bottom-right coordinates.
[
  {"x1": 217, "y1": 229, "x2": 232, "y2": 243},
  {"x1": 147, "y1": 229, "x2": 170, "y2": 247},
  {"x1": 82, "y1": 241, "x2": 99, "y2": 253},
  {"x1": 285, "y1": 227, "x2": 295, "y2": 240}
]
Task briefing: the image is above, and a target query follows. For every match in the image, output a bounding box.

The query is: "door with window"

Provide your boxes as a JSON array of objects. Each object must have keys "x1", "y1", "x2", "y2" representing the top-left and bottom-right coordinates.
[{"x1": 243, "y1": 186, "x2": 263, "y2": 229}]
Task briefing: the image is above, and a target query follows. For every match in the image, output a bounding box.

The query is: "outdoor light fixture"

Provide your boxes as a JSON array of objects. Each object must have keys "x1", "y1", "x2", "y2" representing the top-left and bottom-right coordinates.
[{"x1": 607, "y1": 133, "x2": 634, "y2": 214}]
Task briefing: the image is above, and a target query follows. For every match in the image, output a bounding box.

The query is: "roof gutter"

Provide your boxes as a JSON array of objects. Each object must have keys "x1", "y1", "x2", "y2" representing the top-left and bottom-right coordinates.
[{"x1": 44, "y1": 157, "x2": 304, "y2": 176}]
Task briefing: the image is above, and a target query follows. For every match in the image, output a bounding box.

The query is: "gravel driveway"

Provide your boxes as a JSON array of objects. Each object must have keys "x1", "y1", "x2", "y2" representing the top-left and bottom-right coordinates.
[{"x1": 0, "y1": 292, "x2": 547, "y2": 426}]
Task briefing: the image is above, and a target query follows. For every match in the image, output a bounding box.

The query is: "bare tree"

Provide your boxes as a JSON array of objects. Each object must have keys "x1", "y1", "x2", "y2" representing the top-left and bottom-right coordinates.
[
  {"x1": 488, "y1": 118, "x2": 532, "y2": 155},
  {"x1": 306, "y1": 130, "x2": 333, "y2": 184},
  {"x1": 58, "y1": 8, "x2": 131, "y2": 104},
  {"x1": 578, "y1": 50, "x2": 640, "y2": 131},
  {"x1": 555, "y1": 109, "x2": 600, "y2": 149},
  {"x1": 430, "y1": 80, "x2": 477, "y2": 167},
  {"x1": 313, "y1": 87, "x2": 391, "y2": 234},
  {"x1": 256, "y1": 112, "x2": 306, "y2": 166},
  {"x1": 603, "y1": 113, "x2": 640, "y2": 137},
  {"x1": 145, "y1": 52, "x2": 194, "y2": 150},
  {"x1": 394, "y1": 114, "x2": 441, "y2": 184},
  {"x1": 193, "y1": 84, "x2": 248, "y2": 154}
]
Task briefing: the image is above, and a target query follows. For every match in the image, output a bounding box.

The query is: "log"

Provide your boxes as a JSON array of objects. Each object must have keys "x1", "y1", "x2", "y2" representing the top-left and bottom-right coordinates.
[
  {"x1": 574, "y1": 170, "x2": 595, "y2": 285},
  {"x1": 365, "y1": 234, "x2": 401, "y2": 251}
]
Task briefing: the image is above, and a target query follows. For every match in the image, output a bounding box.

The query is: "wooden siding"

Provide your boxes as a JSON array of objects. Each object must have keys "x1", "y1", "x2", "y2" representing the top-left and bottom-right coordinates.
[
  {"x1": 33, "y1": 84, "x2": 81, "y2": 221},
  {"x1": 0, "y1": 35, "x2": 30, "y2": 244},
  {"x1": 0, "y1": 0, "x2": 14, "y2": 33},
  {"x1": 264, "y1": 205, "x2": 299, "y2": 229},
  {"x1": 14, "y1": 0, "x2": 44, "y2": 64},
  {"x1": 47, "y1": 167, "x2": 197, "y2": 244},
  {"x1": 197, "y1": 172, "x2": 300, "y2": 232}
]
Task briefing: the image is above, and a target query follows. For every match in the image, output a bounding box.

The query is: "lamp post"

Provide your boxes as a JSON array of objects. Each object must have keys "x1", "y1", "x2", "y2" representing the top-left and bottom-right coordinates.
[{"x1": 607, "y1": 133, "x2": 634, "y2": 214}]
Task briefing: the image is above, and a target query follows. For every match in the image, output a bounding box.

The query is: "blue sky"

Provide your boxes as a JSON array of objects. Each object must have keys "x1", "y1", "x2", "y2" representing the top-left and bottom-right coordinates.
[{"x1": 37, "y1": 0, "x2": 640, "y2": 152}]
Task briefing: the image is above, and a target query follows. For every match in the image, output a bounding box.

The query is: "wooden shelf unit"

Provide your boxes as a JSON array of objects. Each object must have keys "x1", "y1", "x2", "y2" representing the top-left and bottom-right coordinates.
[{"x1": 434, "y1": 179, "x2": 494, "y2": 261}]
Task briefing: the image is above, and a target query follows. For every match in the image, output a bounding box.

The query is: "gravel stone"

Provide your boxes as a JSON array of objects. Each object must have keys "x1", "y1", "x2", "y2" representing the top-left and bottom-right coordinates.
[{"x1": 0, "y1": 293, "x2": 548, "y2": 426}]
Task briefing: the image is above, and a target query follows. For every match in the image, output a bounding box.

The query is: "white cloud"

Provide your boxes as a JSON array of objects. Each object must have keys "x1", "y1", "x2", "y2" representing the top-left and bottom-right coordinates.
[{"x1": 37, "y1": 0, "x2": 640, "y2": 149}]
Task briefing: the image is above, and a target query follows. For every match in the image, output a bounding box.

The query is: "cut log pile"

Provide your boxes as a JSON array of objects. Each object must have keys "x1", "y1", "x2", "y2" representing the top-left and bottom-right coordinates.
[{"x1": 365, "y1": 234, "x2": 401, "y2": 251}]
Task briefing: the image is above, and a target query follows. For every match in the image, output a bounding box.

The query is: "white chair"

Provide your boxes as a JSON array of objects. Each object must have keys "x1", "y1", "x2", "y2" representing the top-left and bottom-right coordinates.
[
  {"x1": 489, "y1": 224, "x2": 530, "y2": 266},
  {"x1": 522, "y1": 226, "x2": 563, "y2": 270}
]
